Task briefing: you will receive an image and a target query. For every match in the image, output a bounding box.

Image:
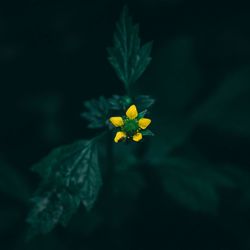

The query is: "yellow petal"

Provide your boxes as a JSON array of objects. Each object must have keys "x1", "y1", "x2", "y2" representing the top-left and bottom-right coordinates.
[
  {"x1": 126, "y1": 104, "x2": 138, "y2": 119},
  {"x1": 138, "y1": 118, "x2": 151, "y2": 129},
  {"x1": 133, "y1": 133, "x2": 143, "y2": 142},
  {"x1": 114, "y1": 131, "x2": 126, "y2": 143},
  {"x1": 109, "y1": 117, "x2": 124, "y2": 127}
]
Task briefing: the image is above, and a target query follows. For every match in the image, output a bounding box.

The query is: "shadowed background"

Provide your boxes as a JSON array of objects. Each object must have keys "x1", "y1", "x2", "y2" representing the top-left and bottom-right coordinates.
[{"x1": 1, "y1": 0, "x2": 250, "y2": 249}]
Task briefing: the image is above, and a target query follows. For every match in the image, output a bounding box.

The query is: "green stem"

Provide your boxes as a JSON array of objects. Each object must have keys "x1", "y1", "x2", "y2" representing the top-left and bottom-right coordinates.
[{"x1": 105, "y1": 132, "x2": 114, "y2": 181}]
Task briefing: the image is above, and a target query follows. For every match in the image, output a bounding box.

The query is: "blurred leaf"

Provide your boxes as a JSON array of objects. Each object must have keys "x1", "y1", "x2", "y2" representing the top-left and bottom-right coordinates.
[
  {"x1": 144, "y1": 36, "x2": 202, "y2": 114},
  {"x1": 192, "y1": 66, "x2": 250, "y2": 137},
  {"x1": 141, "y1": 129, "x2": 154, "y2": 136},
  {"x1": 81, "y1": 96, "x2": 110, "y2": 129},
  {"x1": 109, "y1": 94, "x2": 154, "y2": 111},
  {"x1": 157, "y1": 158, "x2": 235, "y2": 214},
  {"x1": 27, "y1": 138, "x2": 102, "y2": 238},
  {"x1": 107, "y1": 6, "x2": 153, "y2": 90},
  {"x1": 138, "y1": 37, "x2": 204, "y2": 155},
  {"x1": 134, "y1": 95, "x2": 155, "y2": 111},
  {"x1": 108, "y1": 95, "x2": 132, "y2": 110}
]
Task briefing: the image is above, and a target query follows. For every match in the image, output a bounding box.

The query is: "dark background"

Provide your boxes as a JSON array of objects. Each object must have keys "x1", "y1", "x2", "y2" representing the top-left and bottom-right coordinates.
[{"x1": 1, "y1": 0, "x2": 250, "y2": 249}]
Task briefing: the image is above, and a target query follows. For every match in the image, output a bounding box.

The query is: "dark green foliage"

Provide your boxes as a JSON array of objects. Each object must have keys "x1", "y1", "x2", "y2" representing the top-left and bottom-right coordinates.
[
  {"x1": 157, "y1": 158, "x2": 236, "y2": 214},
  {"x1": 192, "y1": 66, "x2": 250, "y2": 136},
  {"x1": 107, "y1": 6, "x2": 153, "y2": 90},
  {"x1": 3, "y1": 2, "x2": 250, "y2": 250},
  {"x1": 82, "y1": 95, "x2": 154, "y2": 129},
  {"x1": 108, "y1": 95, "x2": 132, "y2": 110},
  {"x1": 108, "y1": 94, "x2": 154, "y2": 111},
  {"x1": 134, "y1": 95, "x2": 155, "y2": 111},
  {"x1": 27, "y1": 139, "x2": 102, "y2": 238},
  {"x1": 81, "y1": 97, "x2": 110, "y2": 128},
  {"x1": 141, "y1": 129, "x2": 154, "y2": 136},
  {"x1": 27, "y1": 189, "x2": 72, "y2": 237}
]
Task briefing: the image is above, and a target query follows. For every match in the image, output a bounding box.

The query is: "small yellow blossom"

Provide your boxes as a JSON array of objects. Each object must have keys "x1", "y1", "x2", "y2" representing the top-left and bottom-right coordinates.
[
  {"x1": 109, "y1": 104, "x2": 152, "y2": 143},
  {"x1": 133, "y1": 133, "x2": 143, "y2": 142},
  {"x1": 114, "y1": 131, "x2": 126, "y2": 143},
  {"x1": 109, "y1": 117, "x2": 124, "y2": 127},
  {"x1": 138, "y1": 118, "x2": 151, "y2": 129},
  {"x1": 126, "y1": 104, "x2": 138, "y2": 119}
]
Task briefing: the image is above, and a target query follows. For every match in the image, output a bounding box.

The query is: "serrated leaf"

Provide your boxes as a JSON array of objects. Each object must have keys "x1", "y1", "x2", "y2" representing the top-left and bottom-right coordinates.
[
  {"x1": 108, "y1": 95, "x2": 132, "y2": 110},
  {"x1": 27, "y1": 139, "x2": 102, "y2": 238},
  {"x1": 130, "y1": 42, "x2": 153, "y2": 84},
  {"x1": 107, "y1": 6, "x2": 153, "y2": 89},
  {"x1": 108, "y1": 94, "x2": 155, "y2": 112},
  {"x1": 134, "y1": 95, "x2": 155, "y2": 110},
  {"x1": 81, "y1": 96, "x2": 110, "y2": 129},
  {"x1": 27, "y1": 189, "x2": 65, "y2": 238}
]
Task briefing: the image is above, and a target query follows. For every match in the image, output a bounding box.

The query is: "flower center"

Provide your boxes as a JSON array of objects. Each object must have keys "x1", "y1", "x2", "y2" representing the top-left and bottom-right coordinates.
[{"x1": 123, "y1": 119, "x2": 139, "y2": 136}]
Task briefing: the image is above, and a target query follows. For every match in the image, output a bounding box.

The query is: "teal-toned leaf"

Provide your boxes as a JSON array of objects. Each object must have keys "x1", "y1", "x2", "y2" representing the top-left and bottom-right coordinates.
[
  {"x1": 134, "y1": 95, "x2": 155, "y2": 111},
  {"x1": 157, "y1": 158, "x2": 235, "y2": 214},
  {"x1": 81, "y1": 96, "x2": 110, "y2": 129},
  {"x1": 192, "y1": 66, "x2": 250, "y2": 137},
  {"x1": 108, "y1": 95, "x2": 155, "y2": 112},
  {"x1": 137, "y1": 110, "x2": 147, "y2": 119},
  {"x1": 107, "y1": 6, "x2": 153, "y2": 89},
  {"x1": 141, "y1": 129, "x2": 154, "y2": 136},
  {"x1": 108, "y1": 95, "x2": 132, "y2": 110},
  {"x1": 27, "y1": 189, "x2": 66, "y2": 238},
  {"x1": 27, "y1": 139, "x2": 102, "y2": 238}
]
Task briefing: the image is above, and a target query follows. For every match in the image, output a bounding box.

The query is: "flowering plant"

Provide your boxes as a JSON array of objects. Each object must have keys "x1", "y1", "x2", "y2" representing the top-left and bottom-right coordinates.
[{"x1": 26, "y1": 6, "x2": 154, "y2": 238}]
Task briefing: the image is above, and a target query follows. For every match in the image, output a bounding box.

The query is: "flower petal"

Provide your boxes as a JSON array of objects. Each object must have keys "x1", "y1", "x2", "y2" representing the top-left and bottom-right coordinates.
[
  {"x1": 126, "y1": 104, "x2": 138, "y2": 119},
  {"x1": 109, "y1": 117, "x2": 124, "y2": 127},
  {"x1": 114, "y1": 131, "x2": 126, "y2": 143},
  {"x1": 138, "y1": 118, "x2": 151, "y2": 129},
  {"x1": 133, "y1": 133, "x2": 143, "y2": 142}
]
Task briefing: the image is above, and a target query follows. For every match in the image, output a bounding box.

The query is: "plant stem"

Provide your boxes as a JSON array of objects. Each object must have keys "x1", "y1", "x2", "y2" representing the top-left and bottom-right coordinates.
[{"x1": 105, "y1": 132, "x2": 114, "y2": 181}]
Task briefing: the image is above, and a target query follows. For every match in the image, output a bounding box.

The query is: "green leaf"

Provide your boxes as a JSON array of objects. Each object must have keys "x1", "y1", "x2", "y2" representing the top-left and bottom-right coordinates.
[
  {"x1": 157, "y1": 158, "x2": 235, "y2": 214},
  {"x1": 81, "y1": 95, "x2": 154, "y2": 130},
  {"x1": 81, "y1": 96, "x2": 110, "y2": 129},
  {"x1": 27, "y1": 189, "x2": 67, "y2": 238},
  {"x1": 141, "y1": 129, "x2": 154, "y2": 136},
  {"x1": 108, "y1": 95, "x2": 155, "y2": 112},
  {"x1": 137, "y1": 110, "x2": 148, "y2": 119},
  {"x1": 27, "y1": 139, "x2": 102, "y2": 238},
  {"x1": 192, "y1": 66, "x2": 250, "y2": 137},
  {"x1": 134, "y1": 95, "x2": 155, "y2": 111},
  {"x1": 108, "y1": 95, "x2": 132, "y2": 110},
  {"x1": 107, "y1": 6, "x2": 153, "y2": 89}
]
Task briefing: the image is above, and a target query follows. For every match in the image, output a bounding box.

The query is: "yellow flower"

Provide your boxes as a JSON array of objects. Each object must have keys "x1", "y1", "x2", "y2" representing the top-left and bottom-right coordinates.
[
  {"x1": 133, "y1": 133, "x2": 143, "y2": 142},
  {"x1": 114, "y1": 131, "x2": 126, "y2": 143},
  {"x1": 109, "y1": 104, "x2": 152, "y2": 143},
  {"x1": 126, "y1": 104, "x2": 138, "y2": 119},
  {"x1": 109, "y1": 117, "x2": 124, "y2": 127},
  {"x1": 138, "y1": 118, "x2": 151, "y2": 129}
]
